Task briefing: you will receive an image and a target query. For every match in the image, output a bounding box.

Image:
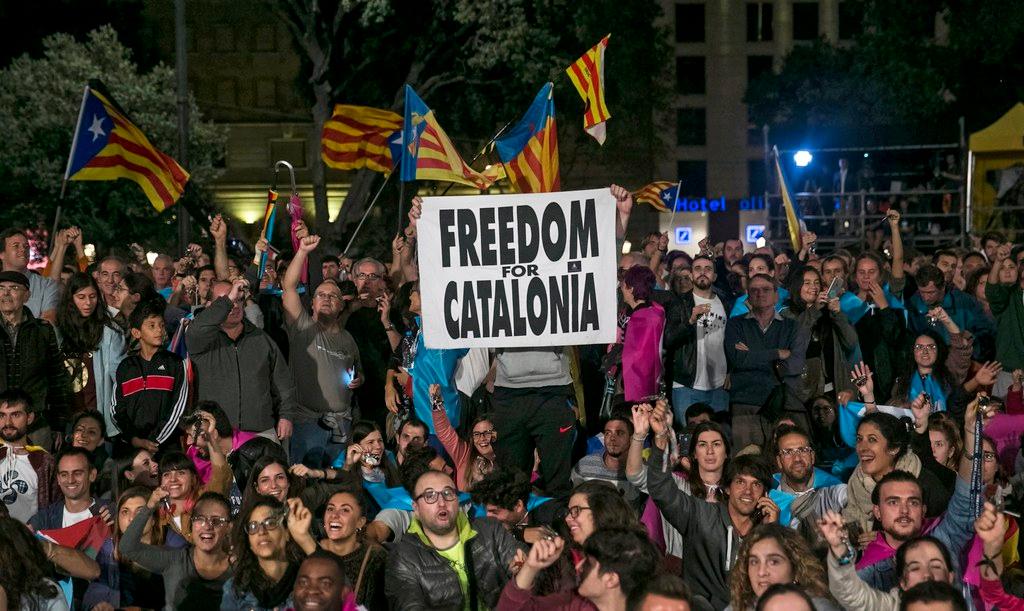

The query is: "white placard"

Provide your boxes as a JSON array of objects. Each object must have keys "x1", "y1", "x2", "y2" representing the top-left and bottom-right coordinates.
[{"x1": 417, "y1": 188, "x2": 618, "y2": 349}]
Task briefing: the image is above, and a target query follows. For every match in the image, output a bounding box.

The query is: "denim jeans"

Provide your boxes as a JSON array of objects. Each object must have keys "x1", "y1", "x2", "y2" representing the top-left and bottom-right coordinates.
[
  {"x1": 671, "y1": 386, "x2": 729, "y2": 422},
  {"x1": 290, "y1": 420, "x2": 346, "y2": 468}
]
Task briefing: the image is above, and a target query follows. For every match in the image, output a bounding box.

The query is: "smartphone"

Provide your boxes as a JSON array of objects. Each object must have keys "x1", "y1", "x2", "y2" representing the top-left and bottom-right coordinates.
[
  {"x1": 826, "y1": 277, "x2": 841, "y2": 300},
  {"x1": 752, "y1": 505, "x2": 765, "y2": 525}
]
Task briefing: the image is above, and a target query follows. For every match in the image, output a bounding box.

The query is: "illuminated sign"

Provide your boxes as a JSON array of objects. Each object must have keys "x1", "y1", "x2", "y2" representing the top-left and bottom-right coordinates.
[
  {"x1": 672, "y1": 195, "x2": 766, "y2": 212},
  {"x1": 675, "y1": 227, "x2": 693, "y2": 245},
  {"x1": 745, "y1": 225, "x2": 766, "y2": 244}
]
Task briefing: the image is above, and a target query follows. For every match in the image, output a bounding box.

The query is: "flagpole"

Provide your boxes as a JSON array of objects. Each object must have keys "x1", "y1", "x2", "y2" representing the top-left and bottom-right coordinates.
[
  {"x1": 439, "y1": 118, "x2": 515, "y2": 196},
  {"x1": 667, "y1": 180, "x2": 682, "y2": 231},
  {"x1": 54, "y1": 84, "x2": 90, "y2": 251},
  {"x1": 345, "y1": 166, "x2": 398, "y2": 257}
]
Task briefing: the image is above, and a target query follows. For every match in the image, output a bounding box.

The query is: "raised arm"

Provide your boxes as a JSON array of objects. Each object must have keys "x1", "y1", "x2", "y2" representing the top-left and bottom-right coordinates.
[
  {"x1": 611, "y1": 184, "x2": 632, "y2": 240},
  {"x1": 283, "y1": 234, "x2": 319, "y2": 323},
  {"x1": 888, "y1": 211, "x2": 904, "y2": 281},
  {"x1": 118, "y1": 494, "x2": 176, "y2": 573},
  {"x1": 209, "y1": 215, "x2": 231, "y2": 281}
]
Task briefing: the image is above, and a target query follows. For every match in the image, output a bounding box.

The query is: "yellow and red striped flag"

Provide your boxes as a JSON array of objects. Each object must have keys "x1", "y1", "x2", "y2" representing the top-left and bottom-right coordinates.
[
  {"x1": 64, "y1": 80, "x2": 189, "y2": 212},
  {"x1": 400, "y1": 85, "x2": 497, "y2": 189},
  {"x1": 566, "y1": 35, "x2": 611, "y2": 145},
  {"x1": 633, "y1": 181, "x2": 677, "y2": 212},
  {"x1": 495, "y1": 83, "x2": 560, "y2": 193},
  {"x1": 321, "y1": 104, "x2": 402, "y2": 174}
]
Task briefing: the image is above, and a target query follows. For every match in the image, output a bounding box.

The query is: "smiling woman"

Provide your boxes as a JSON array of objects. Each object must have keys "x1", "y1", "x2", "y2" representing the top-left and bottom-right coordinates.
[{"x1": 224, "y1": 495, "x2": 305, "y2": 610}]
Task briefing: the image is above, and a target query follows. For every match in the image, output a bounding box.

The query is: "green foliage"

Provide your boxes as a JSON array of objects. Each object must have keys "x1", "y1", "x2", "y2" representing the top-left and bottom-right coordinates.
[
  {"x1": 745, "y1": 0, "x2": 1024, "y2": 142},
  {"x1": 0, "y1": 26, "x2": 226, "y2": 252}
]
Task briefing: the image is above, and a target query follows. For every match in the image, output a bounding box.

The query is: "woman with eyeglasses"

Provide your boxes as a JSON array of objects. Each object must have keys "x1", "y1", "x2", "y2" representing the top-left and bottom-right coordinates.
[
  {"x1": 118, "y1": 490, "x2": 234, "y2": 611},
  {"x1": 888, "y1": 328, "x2": 977, "y2": 421},
  {"x1": 530, "y1": 480, "x2": 640, "y2": 597},
  {"x1": 56, "y1": 272, "x2": 125, "y2": 431},
  {"x1": 84, "y1": 485, "x2": 166, "y2": 610},
  {"x1": 781, "y1": 265, "x2": 859, "y2": 405},
  {"x1": 154, "y1": 442, "x2": 232, "y2": 546},
  {"x1": 287, "y1": 490, "x2": 388, "y2": 609},
  {"x1": 221, "y1": 495, "x2": 304, "y2": 610},
  {"x1": 430, "y1": 382, "x2": 498, "y2": 490}
]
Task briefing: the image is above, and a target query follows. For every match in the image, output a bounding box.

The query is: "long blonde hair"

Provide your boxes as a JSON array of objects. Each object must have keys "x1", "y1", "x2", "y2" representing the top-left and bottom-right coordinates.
[{"x1": 729, "y1": 523, "x2": 831, "y2": 610}]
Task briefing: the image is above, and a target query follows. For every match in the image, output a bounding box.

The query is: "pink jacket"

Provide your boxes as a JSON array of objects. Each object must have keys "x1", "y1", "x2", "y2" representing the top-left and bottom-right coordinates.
[{"x1": 621, "y1": 301, "x2": 665, "y2": 402}]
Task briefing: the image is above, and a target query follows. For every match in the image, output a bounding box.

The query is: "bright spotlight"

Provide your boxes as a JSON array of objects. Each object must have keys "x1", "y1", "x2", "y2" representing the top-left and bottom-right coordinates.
[
  {"x1": 621, "y1": 240, "x2": 632, "y2": 255},
  {"x1": 755, "y1": 236, "x2": 767, "y2": 248},
  {"x1": 793, "y1": 150, "x2": 813, "y2": 167}
]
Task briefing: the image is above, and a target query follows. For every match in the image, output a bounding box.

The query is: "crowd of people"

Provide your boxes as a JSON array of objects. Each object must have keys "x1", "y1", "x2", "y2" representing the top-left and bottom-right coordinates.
[{"x1": 0, "y1": 183, "x2": 1022, "y2": 611}]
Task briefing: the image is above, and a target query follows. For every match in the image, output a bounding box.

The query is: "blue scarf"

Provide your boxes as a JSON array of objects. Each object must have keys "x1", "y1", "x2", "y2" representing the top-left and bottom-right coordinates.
[
  {"x1": 908, "y1": 372, "x2": 948, "y2": 413},
  {"x1": 839, "y1": 283, "x2": 904, "y2": 325}
]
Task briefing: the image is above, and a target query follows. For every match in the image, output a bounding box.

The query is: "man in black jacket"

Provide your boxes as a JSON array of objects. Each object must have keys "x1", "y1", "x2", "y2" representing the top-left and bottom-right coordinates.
[
  {"x1": 666, "y1": 255, "x2": 735, "y2": 420},
  {"x1": 385, "y1": 469, "x2": 524, "y2": 609},
  {"x1": 0, "y1": 270, "x2": 70, "y2": 449}
]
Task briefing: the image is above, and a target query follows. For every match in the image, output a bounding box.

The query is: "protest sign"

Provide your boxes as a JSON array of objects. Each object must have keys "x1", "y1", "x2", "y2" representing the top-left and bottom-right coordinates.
[{"x1": 417, "y1": 188, "x2": 618, "y2": 349}]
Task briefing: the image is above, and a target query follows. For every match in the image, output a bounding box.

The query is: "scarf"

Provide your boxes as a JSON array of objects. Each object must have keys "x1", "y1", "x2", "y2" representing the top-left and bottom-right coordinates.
[
  {"x1": 842, "y1": 450, "x2": 922, "y2": 531},
  {"x1": 908, "y1": 372, "x2": 948, "y2": 412}
]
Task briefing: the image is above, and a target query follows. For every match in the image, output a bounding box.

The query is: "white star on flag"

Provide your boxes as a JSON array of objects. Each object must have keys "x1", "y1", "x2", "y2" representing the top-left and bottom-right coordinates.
[{"x1": 88, "y1": 114, "x2": 106, "y2": 142}]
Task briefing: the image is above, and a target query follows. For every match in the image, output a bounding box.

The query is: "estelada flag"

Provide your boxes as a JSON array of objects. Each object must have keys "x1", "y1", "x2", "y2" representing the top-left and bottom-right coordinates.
[
  {"x1": 566, "y1": 35, "x2": 611, "y2": 145},
  {"x1": 399, "y1": 85, "x2": 496, "y2": 189},
  {"x1": 37, "y1": 515, "x2": 111, "y2": 559},
  {"x1": 494, "y1": 82, "x2": 560, "y2": 193},
  {"x1": 64, "y1": 80, "x2": 189, "y2": 212},
  {"x1": 634, "y1": 181, "x2": 679, "y2": 212},
  {"x1": 772, "y1": 146, "x2": 803, "y2": 251},
  {"x1": 321, "y1": 104, "x2": 402, "y2": 174}
]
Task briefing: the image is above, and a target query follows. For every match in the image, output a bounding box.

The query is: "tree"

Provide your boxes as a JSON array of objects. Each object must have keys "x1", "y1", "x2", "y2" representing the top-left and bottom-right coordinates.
[
  {"x1": 0, "y1": 26, "x2": 226, "y2": 253},
  {"x1": 273, "y1": 0, "x2": 671, "y2": 251},
  {"x1": 745, "y1": 0, "x2": 1024, "y2": 144}
]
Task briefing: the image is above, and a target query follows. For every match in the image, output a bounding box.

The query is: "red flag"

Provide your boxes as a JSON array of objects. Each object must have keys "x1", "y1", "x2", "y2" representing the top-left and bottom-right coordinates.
[{"x1": 37, "y1": 515, "x2": 111, "y2": 558}]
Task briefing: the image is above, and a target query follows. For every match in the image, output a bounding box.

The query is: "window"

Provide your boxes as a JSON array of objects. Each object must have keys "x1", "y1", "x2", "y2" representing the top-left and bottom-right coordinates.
[
  {"x1": 746, "y1": 55, "x2": 774, "y2": 84},
  {"x1": 216, "y1": 79, "x2": 237, "y2": 107},
  {"x1": 792, "y1": 2, "x2": 819, "y2": 40},
  {"x1": 255, "y1": 79, "x2": 276, "y2": 108},
  {"x1": 214, "y1": 25, "x2": 235, "y2": 52},
  {"x1": 675, "y1": 56, "x2": 705, "y2": 95},
  {"x1": 675, "y1": 3, "x2": 705, "y2": 43},
  {"x1": 677, "y1": 160, "x2": 707, "y2": 196},
  {"x1": 838, "y1": 1, "x2": 864, "y2": 40},
  {"x1": 748, "y1": 159, "x2": 768, "y2": 196},
  {"x1": 676, "y1": 108, "x2": 706, "y2": 146},
  {"x1": 746, "y1": 3, "x2": 774, "y2": 42},
  {"x1": 270, "y1": 140, "x2": 307, "y2": 169},
  {"x1": 255, "y1": 25, "x2": 278, "y2": 51}
]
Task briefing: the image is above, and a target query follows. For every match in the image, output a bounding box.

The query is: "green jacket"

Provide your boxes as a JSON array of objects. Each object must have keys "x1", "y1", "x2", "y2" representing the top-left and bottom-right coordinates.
[{"x1": 985, "y1": 282, "x2": 1024, "y2": 370}]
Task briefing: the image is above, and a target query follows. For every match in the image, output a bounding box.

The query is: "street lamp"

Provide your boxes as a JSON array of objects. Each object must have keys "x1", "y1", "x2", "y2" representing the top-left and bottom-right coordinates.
[{"x1": 793, "y1": 150, "x2": 813, "y2": 167}]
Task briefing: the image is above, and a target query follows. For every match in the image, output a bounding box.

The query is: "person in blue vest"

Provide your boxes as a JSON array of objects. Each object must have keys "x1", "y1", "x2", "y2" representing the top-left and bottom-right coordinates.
[
  {"x1": 907, "y1": 264, "x2": 996, "y2": 361},
  {"x1": 730, "y1": 254, "x2": 789, "y2": 317},
  {"x1": 767, "y1": 424, "x2": 840, "y2": 528}
]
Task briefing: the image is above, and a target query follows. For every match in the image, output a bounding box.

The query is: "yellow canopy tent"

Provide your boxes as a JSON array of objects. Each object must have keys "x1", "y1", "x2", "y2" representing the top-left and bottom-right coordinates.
[{"x1": 967, "y1": 103, "x2": 1024, "y2": 233}]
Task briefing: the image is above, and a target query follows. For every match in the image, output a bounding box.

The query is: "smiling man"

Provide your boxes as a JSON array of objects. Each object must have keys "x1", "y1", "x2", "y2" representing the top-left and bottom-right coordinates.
[
  {"x1": 28, "y1": 446, "x2": 110, "y2": 530},
  {"x1": 385, "y1": 470, "x2": 523, "y2": 609},
  {"x1": 292, "y1": 550, "x2": 351, "y2": 611}
]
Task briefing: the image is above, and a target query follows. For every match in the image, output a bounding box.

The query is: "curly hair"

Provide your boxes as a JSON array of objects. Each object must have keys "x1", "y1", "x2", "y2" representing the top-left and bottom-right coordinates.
[
  {"x1": 469, "y1": 467, "x2": 531, "y2": 511},
  {"x1": 0, "y1": 517, "x2": 61, "y2": 609},
  {"x1": 729, "y1": 523, "x2": 831, "y2": 610}
]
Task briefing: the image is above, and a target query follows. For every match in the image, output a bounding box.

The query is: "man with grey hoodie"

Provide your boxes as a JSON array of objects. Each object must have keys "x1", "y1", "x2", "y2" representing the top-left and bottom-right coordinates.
[{"x1": 644, "y1": 401, "x2": 779, "y2": 610}]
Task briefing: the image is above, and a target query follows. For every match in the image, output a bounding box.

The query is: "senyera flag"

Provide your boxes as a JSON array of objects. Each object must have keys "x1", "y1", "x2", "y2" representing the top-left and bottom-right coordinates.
[
  {"x1": 566, "y1": 35, "x2": 612, "y2": 145},
  {"x1": 64, "y1": 80, "x2": 189, "y2": 212},
  {"x1": 494, "y1": 82, "x2": 560, "y2": 193},
  {"x1": 37, "y1": 514, "x2": 111, "y2": 558},
  {"x1": 321, "y1": 104, "x2": 402, "y2": 174}
]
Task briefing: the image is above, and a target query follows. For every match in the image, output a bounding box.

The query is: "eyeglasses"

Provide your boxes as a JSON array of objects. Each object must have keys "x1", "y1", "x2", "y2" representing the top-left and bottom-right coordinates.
[
  {"x1": 112, "y1": 284, "x2": 129, "y2": 293},
  {"x1": 192, "y1": 514, "x2": 229, "y2": 528},
  {"x1": 355, "y1": 272, "x2": 382, "y2": 281},
  {"x1": 567, "y1": 505, "x2": 592, "y2": 518},
  {"x1": 314, "y1": 292, "x2": 342, "y2": 301},
  {"x1": 415, "y1": 487, "x2": 458, "y2": 504},
  {"x1": 913, "y1": 344, "x2": 938, "y2": 352},
  {"x1": 778, "y1": 446, "x2": 813, "y2": 457},
  {"x1": 983, "y1": 451, "x2": 998, "y2": 463},
  {"x1": 471, "y1": 429, "x2": 495, "y2": 439},
  {"x1": 244, "y1": 511, "x2": 286, "y2": 535}
]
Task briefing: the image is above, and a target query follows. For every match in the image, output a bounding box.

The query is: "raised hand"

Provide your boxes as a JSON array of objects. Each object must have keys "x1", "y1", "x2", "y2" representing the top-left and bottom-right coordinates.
[
  {"x1": 975, "y1": 501, "x2": 1007, "y2": 549},
  {"x1": 298, "y1": 235, "x2": 320, "y2": 253},
  {"x1": 286, "y1": 497, "x2": 313, "y2": 539},
  {"x1": 209, "y1": 215, "x2": 227, "y2": 242},
  {"x1": 974, "y1": 361, "x2": 1003, "y2": 387},
  {"x1": 610, "y1": 184, "x2": 633, "y2": 214},
  {"x1": 817, "y1": 510, "x2": 849, "y2": 557},
  {"x1": 850, "y1": 361, "x2": 874, "y2": 400},
  {"x1": 524, "y1": 536, "x2": 564, "y2": 571},
  {"x1": 631, "y1": 404, "x2": 651, "y2": 439}
]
